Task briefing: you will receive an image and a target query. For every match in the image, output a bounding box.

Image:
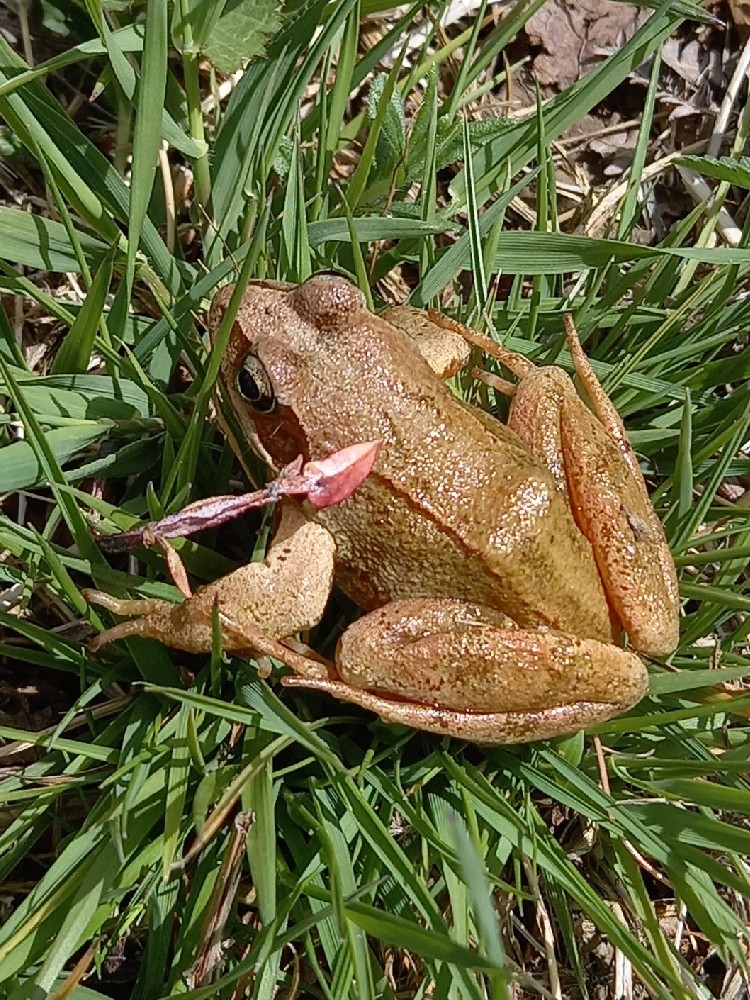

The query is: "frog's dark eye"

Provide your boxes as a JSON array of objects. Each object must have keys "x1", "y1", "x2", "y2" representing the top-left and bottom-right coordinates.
[{"x1": 236, "y1": 352, "x2": 276, "y2": 413}]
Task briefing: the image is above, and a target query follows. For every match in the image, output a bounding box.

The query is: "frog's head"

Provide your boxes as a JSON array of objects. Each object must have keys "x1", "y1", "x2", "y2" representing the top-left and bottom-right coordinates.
[{"x1": 208, "y1": 274, "x2": 370, "y2": 473}]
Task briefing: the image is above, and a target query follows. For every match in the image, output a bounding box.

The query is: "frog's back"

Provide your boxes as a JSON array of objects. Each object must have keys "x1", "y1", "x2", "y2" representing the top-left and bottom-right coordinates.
[
  {"x1": 227, "y1": 275, "x2": 613, "y2": 643},
  {"x1": 300, "y1": 296, "x2": 612, "y2": 642}
]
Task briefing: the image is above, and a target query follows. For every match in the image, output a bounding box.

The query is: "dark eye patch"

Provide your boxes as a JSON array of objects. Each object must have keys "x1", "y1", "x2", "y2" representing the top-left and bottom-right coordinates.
[{"x1": 237, "y1": 352, "x2": 276, "y2": 413}]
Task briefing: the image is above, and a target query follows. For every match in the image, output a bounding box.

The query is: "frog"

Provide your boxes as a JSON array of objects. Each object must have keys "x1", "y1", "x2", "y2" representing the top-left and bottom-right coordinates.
[{"x1": 85, "y1": 273, "x2": 680, "y2": 744}]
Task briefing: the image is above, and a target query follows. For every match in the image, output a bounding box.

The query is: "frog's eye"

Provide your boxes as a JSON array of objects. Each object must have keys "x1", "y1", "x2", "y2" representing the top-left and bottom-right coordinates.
[{"x1": 236, "y1": 352, "x2": 276, "y2": 413}]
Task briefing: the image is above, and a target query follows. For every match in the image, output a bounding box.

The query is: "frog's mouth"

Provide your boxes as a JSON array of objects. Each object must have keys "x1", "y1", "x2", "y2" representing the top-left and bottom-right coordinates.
[
  {"x1": 212, "y1": 379, "x2": 309, "y2": 483},
  {"x1": 248, "y1": 403, "x2": 312, "y2": 471}
]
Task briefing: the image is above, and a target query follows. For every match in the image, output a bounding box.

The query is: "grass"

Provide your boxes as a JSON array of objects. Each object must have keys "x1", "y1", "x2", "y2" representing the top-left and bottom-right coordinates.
[{"x1": 1, "y1": 0, "x2": 750, "y2": 997}]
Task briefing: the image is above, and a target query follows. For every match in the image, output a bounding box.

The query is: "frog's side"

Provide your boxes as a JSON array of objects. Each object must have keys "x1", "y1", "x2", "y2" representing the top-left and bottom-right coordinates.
[{"x1": 86, "y1": 274, "x2": 680, "y2": 744}]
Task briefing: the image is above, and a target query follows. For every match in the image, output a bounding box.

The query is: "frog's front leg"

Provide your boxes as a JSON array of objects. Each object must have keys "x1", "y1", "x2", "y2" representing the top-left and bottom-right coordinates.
[
  {"x1": 84, "y1": 506, "x2": 335, "y2": 678},
  {"x1": 381, "y1": 306, "x2": 472, "y2": 378},
  {"x1": 283, "y1": 598, "x2": 648, "y2": 744}
]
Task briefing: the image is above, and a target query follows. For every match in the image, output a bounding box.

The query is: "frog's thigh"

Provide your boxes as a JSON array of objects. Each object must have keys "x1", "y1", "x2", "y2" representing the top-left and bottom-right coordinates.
[
  {"x1": 506, "y1": 367, "x2": 571, "y2": 494},
  {"x1": 285, "y1": 598, "x2": 648, "y2": 743},
  {"x1": 558, "y1": 396, "x2": 679, "y2": 656},
  {"x1": 508, "y1": 370, "x2": 678, "y2": 656}
]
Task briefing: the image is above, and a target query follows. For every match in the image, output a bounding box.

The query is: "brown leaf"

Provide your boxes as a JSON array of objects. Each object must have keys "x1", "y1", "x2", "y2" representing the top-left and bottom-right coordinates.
[
  {"x1": 525, "y1": 0, "x2": 648, "y2": 90},
  {"x1": 305, "y1": 440, "x2": 381, "y2": 509},
  {"x1": 728, "y1": 0, "x2": 750, "y2": 28}
]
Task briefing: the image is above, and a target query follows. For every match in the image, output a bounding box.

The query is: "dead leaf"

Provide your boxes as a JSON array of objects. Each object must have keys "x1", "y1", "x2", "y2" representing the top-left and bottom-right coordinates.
[
  {"x1": 661, "y1": 37, "x2": 703, "y2": 86},
  {"x1": 525, "y1": 0, "x2": 649, "y2": 90},
  {"x1": 728, "y1": 0, "x2": 750, "y2": 37}
]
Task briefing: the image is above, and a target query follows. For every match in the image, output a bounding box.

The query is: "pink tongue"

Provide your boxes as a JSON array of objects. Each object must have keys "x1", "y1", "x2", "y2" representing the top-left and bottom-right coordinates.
[{"x1": 305, "y1": 440, "x2": 381, "y2": 509}]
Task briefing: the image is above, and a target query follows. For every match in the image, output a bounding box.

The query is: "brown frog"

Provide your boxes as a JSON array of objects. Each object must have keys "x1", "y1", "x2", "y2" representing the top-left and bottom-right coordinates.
[{"x1": 86, "y1": 273, "x2": 679, "y2": 744}]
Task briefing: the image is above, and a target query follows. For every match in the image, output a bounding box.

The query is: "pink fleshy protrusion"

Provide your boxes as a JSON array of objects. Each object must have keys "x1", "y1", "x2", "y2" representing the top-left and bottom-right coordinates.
[{"x1": 305, "y1": 441, "x2": 381, "y2": 509}]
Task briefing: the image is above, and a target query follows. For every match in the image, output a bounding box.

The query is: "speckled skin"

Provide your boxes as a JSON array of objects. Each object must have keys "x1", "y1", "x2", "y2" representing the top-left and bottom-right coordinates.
[
  {"x1": 87, "y1": 273, "x2": 679, "y2": 744},
  {"x1": 204, "y1": 273, "x2": 678, "y2": 742}
]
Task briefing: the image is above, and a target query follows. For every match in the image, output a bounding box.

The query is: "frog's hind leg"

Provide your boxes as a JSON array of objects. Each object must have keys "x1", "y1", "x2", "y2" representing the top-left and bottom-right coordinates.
[
  {"x1": 282, "y1": 675, "x2": 634, "y2": 745},
  {"x1": 481, "y1": 317, "x2": 679, "y2": 656},
  {"x1": 283, "y1": 597, "x2": 649, "y2": 744},
  {"x1": 558, "y1": 318, "x2": 678, "y2": 655},
  {"x1": 562, "y1": 314, "x2": 645, "y2": 489}
]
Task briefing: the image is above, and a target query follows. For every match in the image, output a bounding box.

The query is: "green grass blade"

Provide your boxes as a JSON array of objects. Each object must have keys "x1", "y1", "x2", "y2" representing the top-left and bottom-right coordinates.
[
  {"x1": 126, "y1": 0, "x2": 169, "y2": 291},
  {"x1": 51, "y1": 247, "x2": 116, "y2": 374}
]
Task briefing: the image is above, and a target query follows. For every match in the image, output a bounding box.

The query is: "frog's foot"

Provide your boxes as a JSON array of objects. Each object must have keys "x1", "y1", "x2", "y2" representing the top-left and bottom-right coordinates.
[
  {"x1": 284, "y1": 599, "x2": 648, "y2": 744},
  {"x1": 83, "y1": 587, "x2": 329, "y2": 681},
  {"x1": 83, "y1": 591, "x2": 179, "y2": 651}
]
